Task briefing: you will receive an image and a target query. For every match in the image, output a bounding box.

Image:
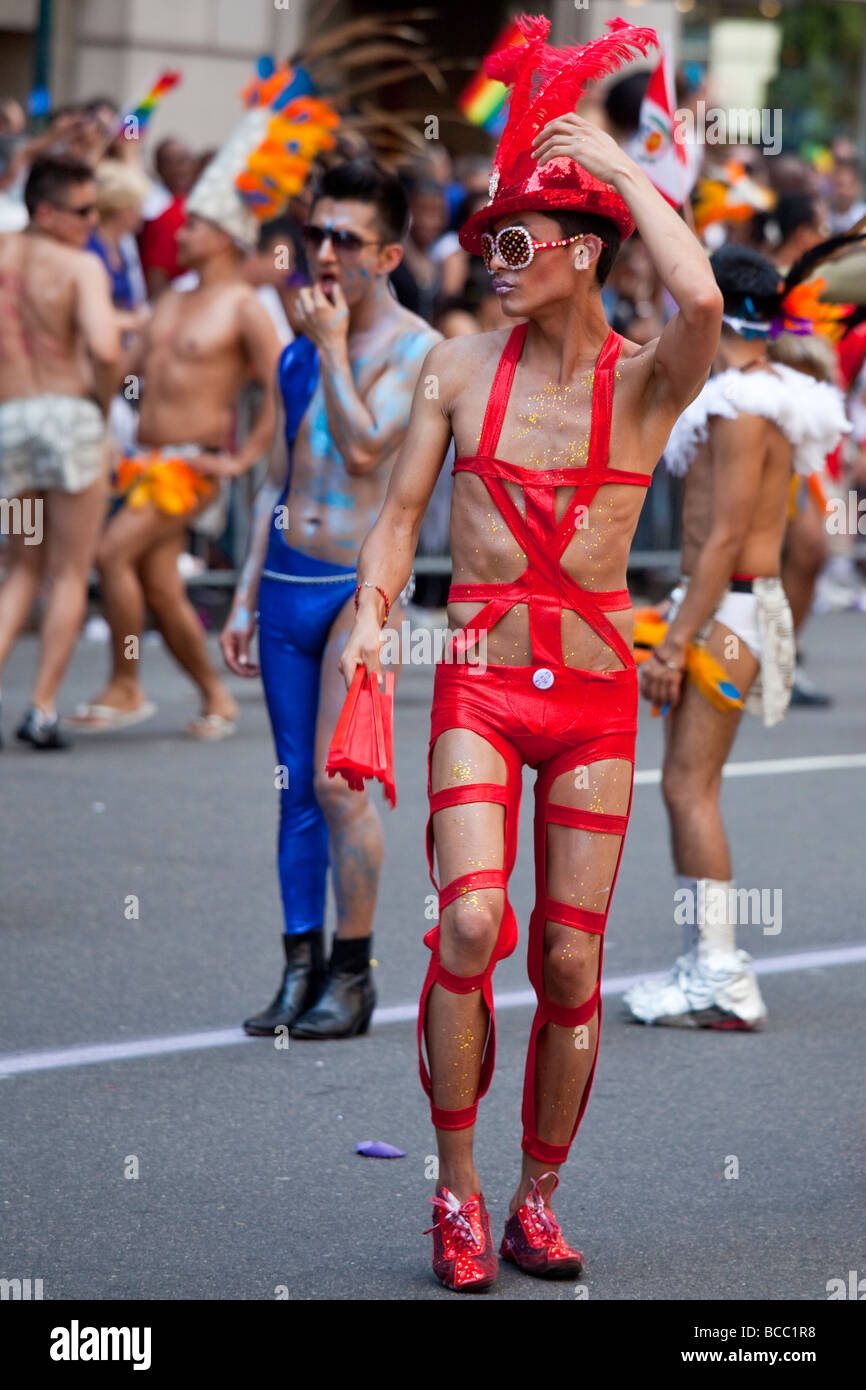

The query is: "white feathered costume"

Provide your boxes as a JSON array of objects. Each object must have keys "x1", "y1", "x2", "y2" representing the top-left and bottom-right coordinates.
[{"x1": 663, "y1": 362, "x2": 850, "y2": 480}]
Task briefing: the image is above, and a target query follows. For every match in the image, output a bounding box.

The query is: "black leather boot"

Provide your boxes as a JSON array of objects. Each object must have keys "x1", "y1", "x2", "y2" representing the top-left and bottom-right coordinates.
[
  {"x1": 16, "y1": 706, "x2": 70, "y2": 750},
  {"x1": 243, "y1": 929, "x2": 325, "y2": 1036},
  {"x1": 290, "y1": 935, "x2": 376, "y2": 1040}
]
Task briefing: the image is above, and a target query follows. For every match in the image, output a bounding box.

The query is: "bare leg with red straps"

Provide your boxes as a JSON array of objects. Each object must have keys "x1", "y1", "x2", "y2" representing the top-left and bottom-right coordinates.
[
  {"x1": 511, "y1": 755, "x2": 631, "y2": 1210},
  {"x1": 424, "y1": 728, "x2": 511, "y2": 1203},
  {"x1": 424, "y1": 738, "x2": 634, "y2": 1169}
]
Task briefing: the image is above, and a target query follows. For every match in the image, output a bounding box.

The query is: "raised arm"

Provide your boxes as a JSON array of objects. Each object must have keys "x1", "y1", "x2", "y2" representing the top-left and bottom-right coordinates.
[
  {"x1": 339, "y1": 339, "x2": 455, "y2": 686},
  {"x1": 532, "y1": 114, "x2": 723, "y2": 417},
  {"x1": 640, "y1": 413, "x2": 765, "y2": 710},
  {"x1": 617, "y1": 167, "x2": 723, "y2": 418},
  {"x1": 289, "y1": 283, "x2": 437, "y2": 473}
]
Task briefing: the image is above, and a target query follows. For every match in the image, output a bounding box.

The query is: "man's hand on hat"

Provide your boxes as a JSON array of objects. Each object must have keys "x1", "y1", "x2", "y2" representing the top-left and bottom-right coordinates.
[
  {"x1": 287, "y1": 283, "x2": 350, "y2": 351},
  {"x1": 532, "y1": 114, "x2": 628, "y2": 188}
]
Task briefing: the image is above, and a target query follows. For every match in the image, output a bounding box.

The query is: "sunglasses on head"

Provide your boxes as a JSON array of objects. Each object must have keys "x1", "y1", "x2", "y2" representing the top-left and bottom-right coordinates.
[
  {"x1": 480, "y1": 224, "x2": 604, "y2": 272},
  {"x1": 302, "y1": 224, "x2": 382, "y2": 257}
]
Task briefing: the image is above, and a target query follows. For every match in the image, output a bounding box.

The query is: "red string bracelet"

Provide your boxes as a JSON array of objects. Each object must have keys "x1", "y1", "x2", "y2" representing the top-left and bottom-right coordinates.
[{"x1": 354, "y1": 581, "x2": 391, "y2": 624}]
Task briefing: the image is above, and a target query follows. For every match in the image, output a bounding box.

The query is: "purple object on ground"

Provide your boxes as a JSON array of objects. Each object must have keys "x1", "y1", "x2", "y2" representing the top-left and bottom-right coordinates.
[{"x1": 355, "y1": 1140, "x2": 406, "y2": 1159}]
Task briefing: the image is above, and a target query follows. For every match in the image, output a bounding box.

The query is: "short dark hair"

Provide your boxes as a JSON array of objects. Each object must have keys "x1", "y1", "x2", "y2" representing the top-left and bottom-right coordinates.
[
  {"x1": 82, "y1": 96, "x2": 118, "y2": 116},
  {"x1": 315, "y1": 159, "x2": 409, "y2": 243},
  {"x1": 24, "y1": 154, "x2": 94, "y2": 217},
  {"x1": 709, "y1": 243, "x2": 780, "y2": 319},
  {"x1": 258, "y1": 213, "x2": 308, "y2": 277},
  {"x1": 775, "y1": 192, "x2": 819, "y2": 239},
  {"x1": 552, "y1": 209, "x2": 621, "y2": 285},
  {"x1": 406, "y1": 175, "x2": 445, "y2": 203},
  {"x1": 604, "y1": 72, "x2": 651, "y2": 137},
  {"x1": 752, "y1": 191, "x2": 818, "y2": 250}
]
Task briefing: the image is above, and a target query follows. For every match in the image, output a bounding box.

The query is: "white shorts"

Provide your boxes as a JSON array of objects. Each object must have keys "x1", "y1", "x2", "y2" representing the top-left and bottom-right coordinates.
[
  {"x1": 712, "y1": 590, "x2": 762, "y2": 660},
  {"x1": 669, "y1": 576, "x2": 795, "y2": 727},
  {"x1": 0, "y1": 394, "x2": 105, "y2": 497}
]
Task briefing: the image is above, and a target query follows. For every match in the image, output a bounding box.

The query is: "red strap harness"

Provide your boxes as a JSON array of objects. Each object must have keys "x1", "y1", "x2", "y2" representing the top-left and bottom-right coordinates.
[{"x1": 448, "y1": 321, "x2": 649, "y2": 668}]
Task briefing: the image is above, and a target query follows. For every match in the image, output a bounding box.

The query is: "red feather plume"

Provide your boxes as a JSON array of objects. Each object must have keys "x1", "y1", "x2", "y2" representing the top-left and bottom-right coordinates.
[
  {"x1": 491, "y1": 16, "x2": 658, "y2": 181},
  {"x1": 485, "y1": 13, "x2": 550, "y2": 184},
  {"x1": 484, "y1": 12, "x2": 550, "y2": 84}
]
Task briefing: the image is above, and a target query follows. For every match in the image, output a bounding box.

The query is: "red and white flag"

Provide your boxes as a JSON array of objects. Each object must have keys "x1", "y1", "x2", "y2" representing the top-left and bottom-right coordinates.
[{"x1": 632, "y1": 39, "x2": 696, "y2": 209}]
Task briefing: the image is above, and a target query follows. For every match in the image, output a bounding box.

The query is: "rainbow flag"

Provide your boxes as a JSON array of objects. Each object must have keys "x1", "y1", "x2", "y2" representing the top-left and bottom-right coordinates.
[
  {"x1": 121, "y1": 70, "x2": 182, "y2": 136},
  {"x1": 457, "y1": 21, "x2": 525, "y2": 135}
]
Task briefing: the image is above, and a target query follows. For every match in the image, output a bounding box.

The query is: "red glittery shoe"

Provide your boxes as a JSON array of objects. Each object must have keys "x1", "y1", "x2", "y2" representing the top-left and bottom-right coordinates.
[
  {"x1": 500, "y1": 1173, "x2": 585, "y2": 1279},
  {"x1": 425, "y1": 1187, "x2": 499, "y2": 1292}
]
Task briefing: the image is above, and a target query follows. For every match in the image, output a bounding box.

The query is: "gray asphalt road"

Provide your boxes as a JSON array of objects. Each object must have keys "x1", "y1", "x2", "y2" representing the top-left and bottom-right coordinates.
[{"x1": 0, "y1": 611, "x2": 864, "y2": 1301}]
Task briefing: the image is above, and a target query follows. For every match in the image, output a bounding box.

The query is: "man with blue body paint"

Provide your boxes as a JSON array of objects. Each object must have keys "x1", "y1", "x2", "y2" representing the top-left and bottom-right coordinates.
[{"x1": 221, "y1": 161, "x2": 439, "y2": 1040}]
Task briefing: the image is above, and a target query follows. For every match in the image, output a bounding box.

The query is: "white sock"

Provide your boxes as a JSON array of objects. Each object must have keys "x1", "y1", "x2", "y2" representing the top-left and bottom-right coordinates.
[
  {"x1": 696, "y1": 878, "x2": 737, "y2": 957},
  {"x1": 675, "y1": 875, "x2": 699, "y2": 954}
]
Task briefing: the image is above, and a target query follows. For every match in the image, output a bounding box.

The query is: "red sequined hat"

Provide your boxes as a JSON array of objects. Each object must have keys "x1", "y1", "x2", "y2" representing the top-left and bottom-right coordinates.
[{"x1": 459, "y1": 14, "x2": 658, "y2": 252}]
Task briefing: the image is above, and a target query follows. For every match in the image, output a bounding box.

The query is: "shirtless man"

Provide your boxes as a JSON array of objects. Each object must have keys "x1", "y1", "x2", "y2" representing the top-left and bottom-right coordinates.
[
  {"x1": 69, "y1": 206, "x2": 281, "y2": 739},
  {"x1": 338, "y1": 15, "x2": 722, "y2": 1290},
  {"x1": 221, "y1": 160, "x2": 438, "y2": 1040},
  {"x1": 0, "y1": 154, "x2": 120, "y2": 748},
  {"x1": 625, "y1": 244, "x2": 849, "y2": 1031}
]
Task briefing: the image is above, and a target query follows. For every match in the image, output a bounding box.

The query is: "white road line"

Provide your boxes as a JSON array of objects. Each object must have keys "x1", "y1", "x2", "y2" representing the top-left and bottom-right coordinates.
[
  {"x1": 2, "y1": 942, "x2": 865, "y2": 1079},
  {"x1": 634, "y1": 752, "x2": 866, "y2": 786}
]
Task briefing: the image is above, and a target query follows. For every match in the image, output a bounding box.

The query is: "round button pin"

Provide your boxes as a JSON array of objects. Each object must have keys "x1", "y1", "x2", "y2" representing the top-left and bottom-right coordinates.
[{"x1": 532, "y1": 667, "x2": 554, "y2": 690}]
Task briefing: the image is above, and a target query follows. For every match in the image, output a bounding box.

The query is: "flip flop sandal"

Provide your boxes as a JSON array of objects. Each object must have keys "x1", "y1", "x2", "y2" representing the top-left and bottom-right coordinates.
[
  {"x1": 186, "y1": 713, "x2": 237, "y2": 742},
  {"x1": 64, "y1": 701, "x2": 158, "y2": 732}
]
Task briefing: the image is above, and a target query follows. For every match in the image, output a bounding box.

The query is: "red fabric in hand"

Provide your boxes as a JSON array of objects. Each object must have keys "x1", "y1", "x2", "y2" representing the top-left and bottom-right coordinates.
[{"x1": 326, "y1": 667, "x2": 396, "y2": 808}]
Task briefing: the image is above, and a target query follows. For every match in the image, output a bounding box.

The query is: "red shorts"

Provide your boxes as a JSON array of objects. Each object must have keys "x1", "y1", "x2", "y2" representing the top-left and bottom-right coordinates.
[{"x1": 428, "y1": 659, "x2": 637, "y2": 768}]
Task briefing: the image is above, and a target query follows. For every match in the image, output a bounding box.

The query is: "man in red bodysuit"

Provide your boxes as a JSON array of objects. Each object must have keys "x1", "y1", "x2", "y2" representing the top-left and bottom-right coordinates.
[{"x1": 340, "y1": 15, "x2": 723, "y2": 1292}]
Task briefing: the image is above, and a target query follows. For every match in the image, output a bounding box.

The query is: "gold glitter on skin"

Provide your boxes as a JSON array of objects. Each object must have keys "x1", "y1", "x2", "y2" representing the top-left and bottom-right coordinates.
[
  {"x1": 507, "y1": 373, "x2": 594, "y2": 472},
  {"x1": 451, "y1": 760, "x2": 474, "y2": 782},
  {"x1": 443, "y1": 1025, "x2": 481, "y2": 1100}
]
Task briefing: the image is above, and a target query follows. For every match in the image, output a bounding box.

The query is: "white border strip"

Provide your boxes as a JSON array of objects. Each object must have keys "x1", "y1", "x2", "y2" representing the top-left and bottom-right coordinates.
[{"x1": 2, "y1": 943, "x2": 865, "y2": 1078}]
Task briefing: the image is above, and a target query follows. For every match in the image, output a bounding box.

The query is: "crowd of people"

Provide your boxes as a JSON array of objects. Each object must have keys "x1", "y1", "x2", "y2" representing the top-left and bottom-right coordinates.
[{"x1": 2, "y1": 67, "x2": 865, "y2": 748}]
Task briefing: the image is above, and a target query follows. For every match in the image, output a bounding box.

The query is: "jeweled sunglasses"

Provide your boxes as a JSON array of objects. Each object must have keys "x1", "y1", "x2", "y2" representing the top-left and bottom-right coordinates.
[{"x1": 480, "y1": 224, "x2": 604, "y2": 272}]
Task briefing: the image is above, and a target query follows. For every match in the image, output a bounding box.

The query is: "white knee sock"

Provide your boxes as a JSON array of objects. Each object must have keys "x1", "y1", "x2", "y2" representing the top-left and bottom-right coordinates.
[
  {"x1": 675, "y1": 875, "x2": 699, "y2": 954},
  {"x1": 696, "y1": 878, "x2": 737, "y2": 957}
]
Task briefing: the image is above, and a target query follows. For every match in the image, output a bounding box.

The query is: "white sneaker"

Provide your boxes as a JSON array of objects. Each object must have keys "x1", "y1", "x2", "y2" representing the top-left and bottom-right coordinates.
[
  {"x1": 813, "y1": 564, "x2": 865, "y2": 615},
  {"x1": 624, "y1": 949, "x2": 767, "y2": 1030}
]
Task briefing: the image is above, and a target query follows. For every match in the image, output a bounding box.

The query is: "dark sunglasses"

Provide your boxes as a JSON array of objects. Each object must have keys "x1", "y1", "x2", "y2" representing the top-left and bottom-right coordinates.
[
  {"x1": 56, "y1": 202, "x2": 96, "y2": 219},
  {"x1": 302, "y1": 224, "x2": 382, "y2": 256}
]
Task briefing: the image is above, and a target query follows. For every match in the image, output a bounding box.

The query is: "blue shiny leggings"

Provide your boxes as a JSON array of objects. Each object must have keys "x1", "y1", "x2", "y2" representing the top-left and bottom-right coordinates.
[{"x1": 258, "y1": 529, "x2": 357, "y2": 936}]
